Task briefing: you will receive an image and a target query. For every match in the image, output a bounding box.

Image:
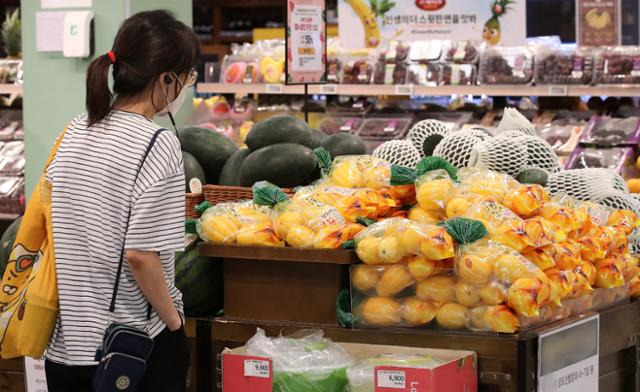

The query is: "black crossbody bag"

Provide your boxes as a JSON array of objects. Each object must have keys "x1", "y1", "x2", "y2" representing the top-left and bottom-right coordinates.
[{"x1": 93, "y1": 129, "x2": 165, "y2": 392}]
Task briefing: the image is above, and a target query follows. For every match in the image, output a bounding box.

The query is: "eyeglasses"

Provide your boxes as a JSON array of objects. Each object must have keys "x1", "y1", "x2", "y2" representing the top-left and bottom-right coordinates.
[{"x1": 173, "y1": 69, "x2": 198, "y2": 88}]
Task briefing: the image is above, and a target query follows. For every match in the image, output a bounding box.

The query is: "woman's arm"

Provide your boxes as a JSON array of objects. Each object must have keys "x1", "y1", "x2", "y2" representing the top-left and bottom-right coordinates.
[{"x1": 126, "y1": 249, "x2": 182, "y2": 331}]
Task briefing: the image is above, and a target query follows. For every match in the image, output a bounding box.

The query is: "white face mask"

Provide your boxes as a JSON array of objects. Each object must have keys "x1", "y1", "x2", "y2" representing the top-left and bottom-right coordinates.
[{"x1": 158, "y1": 74, "x2": 188, "y2": 117}]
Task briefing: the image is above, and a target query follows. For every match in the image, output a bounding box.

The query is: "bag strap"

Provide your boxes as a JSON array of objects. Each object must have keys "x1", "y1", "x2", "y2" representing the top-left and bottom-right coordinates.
[{"x1": 109, "y1": 129, "x2": 166, "y2": 315}]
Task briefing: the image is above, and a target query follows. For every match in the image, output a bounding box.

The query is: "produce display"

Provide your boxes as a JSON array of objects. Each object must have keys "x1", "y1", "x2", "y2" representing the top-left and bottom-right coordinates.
[
  {"x1": 178, "y1": 126, "x2": 238, "y2": 185},
  {"x1": 580, "y1": 117, "x2": 640, "y2": 146},
  {"x1": 350, "y1": 159, "x2": 640, "y2": 333},
  {"x1": 245, "y1": 329, "x2": 354, "y2": 392},
  {"x1": 219, "y1": 39, "x2": 640, "y2": 89}
]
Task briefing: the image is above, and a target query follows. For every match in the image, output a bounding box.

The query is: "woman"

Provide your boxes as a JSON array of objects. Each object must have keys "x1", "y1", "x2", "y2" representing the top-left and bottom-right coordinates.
[{"x1": 44, "y1": 10, "x2": 199, "y2": 392}]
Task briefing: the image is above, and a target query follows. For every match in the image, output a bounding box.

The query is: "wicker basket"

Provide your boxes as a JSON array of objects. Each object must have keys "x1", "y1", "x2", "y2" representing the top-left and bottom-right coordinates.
[
  {"x1": 203, "y1": 184, "x2": 294, "y2": 206},
  {"x1": 185, "y1": 192, "x2": 204, "y2": 220}
]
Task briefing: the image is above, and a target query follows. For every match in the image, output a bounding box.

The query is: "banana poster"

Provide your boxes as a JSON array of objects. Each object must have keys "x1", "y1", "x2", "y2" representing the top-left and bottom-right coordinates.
[
  {"x1": 576, "y1": 0, "x2": 621, "y2": 46},
  {"x1": 338, "y1": 0, "x2": 526, "y2": 49}
]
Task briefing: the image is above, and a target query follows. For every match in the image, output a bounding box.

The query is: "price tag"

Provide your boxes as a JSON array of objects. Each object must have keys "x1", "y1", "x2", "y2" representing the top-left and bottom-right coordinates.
[
  {"x1": 376, "y1": 370, "x2": 406, "y2": 389},
  {"x1": 24, "y1": 357, "x2": 48, "y2": 392},
  {"x1": 538, "y1": 315, "x2": 599, "y2": 392},
  {"x1": 319, "y1": 84, "x2": 338, "y2": 94},
  {"x1": 244, "y1": 359, "x2": 270, "y2": 379},
  {"x1": 394, "y1": 84, "x2": 414, "y2": 95},
  {"x1": 189, "y1": 178, "x2": 202, "y2": 194},
  {"x1": 547, "y1": 85, "x2": 568, "y2": 96},
  {"x1": 265, "y1": 84, "x2": 284, "y2": 94}
]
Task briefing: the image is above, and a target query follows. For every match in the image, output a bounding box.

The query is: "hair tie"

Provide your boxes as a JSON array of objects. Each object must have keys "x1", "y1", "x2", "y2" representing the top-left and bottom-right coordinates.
[{"x1": 106, "y1": 51, "x2": 116, "y2": 64}]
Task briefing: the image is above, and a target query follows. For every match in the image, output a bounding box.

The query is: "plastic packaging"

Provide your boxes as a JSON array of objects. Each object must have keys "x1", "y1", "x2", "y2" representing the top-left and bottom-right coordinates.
[
  {"x1": 444, "y1": 41, "x2": 480, "y2": 64},
  {"x1": 409, "y1": 40, "x2": 444, "y2": 63},
  {"x1": 257, "y1": 40, "x2": 286, "y2": 84},
  {"x1": 564, "y1": 146, "x2": 636, "y2": 178},
  {"x1": 441, "y1": 64, "x2": 477, "y2": 86},
  {"x1": 479, "y1": 46, "x2": 534, "y2": 85},
  {"x1": 220, "y1": 42, "x2": 262, "y2": 84},
  {"x1": 317, "y1": 116, "x2": 364, "y2": 135},
  {"x1": 353, "y1": 218, "x2": 455, "y2": 265},
  {"x1": 357, "y1": 117, "x2": 413, "y2": 152},
  {"x1": 196, "y1": 201, "x2": 283, "y2": 247},
  {"x1": 535, "y1": 45, "x2": 595, "y2": 85},
  {"x1": 537, "y1": 122, "x2": 586, "y2": 156},
  {"x1": 245, "y1": 328, "x2": 354, "y2": 392},
  {"x1": 580, "y1": 117, "x2": 640, "y2": 146},
  {"x1": 594, "y1": 47, "x2": 640, "y2": 85},
  {"x1": 340, "y1": 52, "x2": 375, "y2": 84},
  {"x1": 347, "y1": 355, "x2": 445, "y2": 392},
  {"x1": 373, "y1": 41, "x2": 410, "y2": 85},
  {"x1": 406, "y1": 63, "x2": 441, "y2": 86}
]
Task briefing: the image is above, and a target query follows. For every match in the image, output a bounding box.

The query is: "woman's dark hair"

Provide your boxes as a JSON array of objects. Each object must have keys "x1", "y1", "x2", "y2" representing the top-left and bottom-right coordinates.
[{"x1": 86, "y1": 10, "x2": 200, "y2": 125}]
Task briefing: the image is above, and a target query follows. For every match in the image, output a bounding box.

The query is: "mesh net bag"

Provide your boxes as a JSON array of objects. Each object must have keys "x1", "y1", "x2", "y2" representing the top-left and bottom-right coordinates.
[
  {"x1": 407, "y1": 119, "x2": 451, "y2": 157},
  {"x1": 372, "y1": 140, "x2": 422, "y2": 168},
  {"x1": 432, "y1": 129, "x2": 491, "y2": 168},
  {"x1": 547, "y1": 168, "x2": 629, "y2": 202},
  {"x1": 468, "y1": 136, "x2": 528, "y2": 177},
  {"x1": 494, "y1": 107, "x2": 538, "y2": 137},
  {"x1": 514, "y1": 135, "x2": 561, "y2": 174}
]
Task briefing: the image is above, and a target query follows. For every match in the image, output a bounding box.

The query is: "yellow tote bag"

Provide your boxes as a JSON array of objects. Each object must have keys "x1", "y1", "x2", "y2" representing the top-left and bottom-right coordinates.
[{"x1": 0, "y1": 129, "x2": 65, "y2": 359}]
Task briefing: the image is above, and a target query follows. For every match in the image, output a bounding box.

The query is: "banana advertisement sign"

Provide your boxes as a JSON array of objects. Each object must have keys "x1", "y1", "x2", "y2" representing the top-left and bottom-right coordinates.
[
  {"x1": 576, "y1": 0, "x2": 621, "y2": 46},
  {"x1": 339, "y1": 0, "x2": 526, "y2": 49}
]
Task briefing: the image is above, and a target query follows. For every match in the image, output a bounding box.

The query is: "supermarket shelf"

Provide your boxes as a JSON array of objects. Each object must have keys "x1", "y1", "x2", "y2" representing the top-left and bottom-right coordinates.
[
  {"x1": 196, "y1": 83, "x2": 640, "y2": 97},
  {"x1": 0, "y1": 212, "x2": 19, "y2": 220},
  {"x1": 0, "y1": 84, "x2": 21, "y2": 95}
]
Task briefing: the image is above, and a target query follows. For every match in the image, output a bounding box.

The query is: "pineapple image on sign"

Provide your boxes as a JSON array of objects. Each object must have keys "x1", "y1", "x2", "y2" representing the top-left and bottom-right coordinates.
[{"x1": 483, "y1": 0, "x2": 515, "y2": 45}]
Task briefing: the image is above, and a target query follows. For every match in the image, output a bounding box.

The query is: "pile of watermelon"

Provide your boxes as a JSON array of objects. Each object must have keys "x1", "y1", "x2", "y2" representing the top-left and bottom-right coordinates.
[{"x1": 218, "y1": 115, "x2": 367, "y2": 188}]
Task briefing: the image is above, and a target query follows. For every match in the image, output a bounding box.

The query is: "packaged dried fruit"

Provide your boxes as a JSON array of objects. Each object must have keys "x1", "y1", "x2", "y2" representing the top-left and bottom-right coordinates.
[
  {"x1": 373, "y1": 41, "x2": 410, "y2": 85},
  {"x1": 579, "y1": 117, "x2": 640, "y2": 146},
  {"x1": 317, "y1": 115, "x2": 364, "y2": 135},
  {"x1": 326, "y1": 50, "x2": 342, "y2": 83},
  {"x1": 537, "y1": 122, "x2": 586, "y2": 157},
  {"x1": 535, "y1": 45, "x2": 595, "y2": 85},
  {"x1": 479, "y1": 46, "x2": 534, "y2": 85},
  {"x1": 443, "y1": 41, "x2": 480, "y2": 64},
  {"x1": 340, "y1": 51, "x2": 375, "y2": 84},
  {"x1": 440, "y1": 64, "x2": 477, "y2": 86},
  {"x1": 253, "y1": 181, "x2": 364, "y2": 249},
  {"x1": 196, "y1": 200, "x2": 281, "y2": 246},
  {"x1": 564, "y1": 146, "x2": 636, "y2": 178},
  {"x1": 406, "y1": 63, "x2": 441, "y2": 86},
  {"x1": 409, "y1": 40, "x2": 444, "y2": 63},
  {"x1": 594, "y1": 46, "x2": 640, "y2": 85},
  {"x1": 357, "y1": 117, "x2": 413, "y2": 151}
]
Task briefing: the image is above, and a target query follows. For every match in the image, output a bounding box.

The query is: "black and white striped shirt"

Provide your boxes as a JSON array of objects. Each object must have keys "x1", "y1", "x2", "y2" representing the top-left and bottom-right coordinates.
[{"x1": 45, "y1": 111, "x2": 185, "y2": 365}]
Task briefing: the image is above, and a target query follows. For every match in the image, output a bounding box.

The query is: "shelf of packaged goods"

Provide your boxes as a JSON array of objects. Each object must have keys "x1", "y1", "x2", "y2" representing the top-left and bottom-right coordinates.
[
  {"x1": 197, "y1": 83, "x2": 640, "y2": 97},
  {"x1": 0, "y1": 84, "x2": 21, "y2": 95}
]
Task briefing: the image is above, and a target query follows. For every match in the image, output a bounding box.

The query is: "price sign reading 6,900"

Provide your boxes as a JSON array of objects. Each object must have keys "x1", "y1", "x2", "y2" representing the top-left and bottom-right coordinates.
[{"x1": 377, "y1": 370, "x2": 406, "y2": 389}]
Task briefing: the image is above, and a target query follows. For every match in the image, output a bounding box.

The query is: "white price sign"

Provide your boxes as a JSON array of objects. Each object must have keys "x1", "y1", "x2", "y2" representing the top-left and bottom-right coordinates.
[
  {"x1": 265, "y1": 84, "x2": 284, "y2": 94},
  {"x1": 394, "y1": 84, "x2": 414, "y2": 96},
  {"x1": 243, "y1": 359, "x2": 270, "y2": 379},
  {"x1": 547, "y1": 85, "x2": 569, "y2": 96},
  {"x1": 319, "y1": 84, "x2": 338, "y2": 94},
  {"x1": 538, "y1": 315, "x2": 599, "y2": 392},
  {"x1": 376, "y1": 369, "x2": 406, "y2": 389},
  {"x1": 24, "y1": 357, "x2": 48, "y2": 392}
]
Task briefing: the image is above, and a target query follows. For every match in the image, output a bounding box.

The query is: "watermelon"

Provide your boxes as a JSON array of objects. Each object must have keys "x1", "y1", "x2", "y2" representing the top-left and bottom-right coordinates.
[
  {"x1": 309, "y1": 128, "x2": 329, "y2": 149},
  {"x1": 245, "y1": 115, "x2": 312, "y2": 151},
  {"x1": 0, "y1": 216, "x2": 21, "y2": 276},
  {"x1": 178, "y1": 127, "x2": 238, "y2": 184},
  {"x1": 219, "y1": 148, "x2": 251, "y2": 186},
  {"x1": 517, "y1": 168, "x2": 549, "y2": 186},
  {"x1": 240, "y1": 143, "x2": 318, "y2": 188},
  {"x1": 175, "y1": 244, "x2": 223, "y2": 317},
  {"x1": 321, "y1": 132, "x2": 366, "y2": 158},
  {"x1": 182, "y1": 151, "x2": 205, "y2": 192}
]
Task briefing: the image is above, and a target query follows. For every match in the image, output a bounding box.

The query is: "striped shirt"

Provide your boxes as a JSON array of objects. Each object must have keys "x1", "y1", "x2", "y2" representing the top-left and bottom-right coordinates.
[{"x1": 45, "y1": 111, "x2": 185, "y2": 365}]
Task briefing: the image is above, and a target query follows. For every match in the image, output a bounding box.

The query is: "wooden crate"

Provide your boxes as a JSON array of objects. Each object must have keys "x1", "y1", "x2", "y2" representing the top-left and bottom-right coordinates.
[
  {"x1": 196, "y1": 300, "x2": 640, "y2": 392},
  {"x1": 198, "y1": 244, "x2": 359, "y2": 326}
]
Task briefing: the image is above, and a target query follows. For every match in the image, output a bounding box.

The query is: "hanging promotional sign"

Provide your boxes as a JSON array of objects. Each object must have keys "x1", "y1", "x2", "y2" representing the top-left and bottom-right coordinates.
[
  {"x1": 339, "y1": 0, "x2": 526, "y2": 49},
  {"x1": 576, "y1": 0, "x2": 621, "y2": 46},
  {"x1": 286, "y1": 0, "x2": 327, "y2": 84}
]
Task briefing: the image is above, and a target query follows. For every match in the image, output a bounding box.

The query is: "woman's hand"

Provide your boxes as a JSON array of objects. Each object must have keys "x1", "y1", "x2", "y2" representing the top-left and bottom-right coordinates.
[{"x1": 126, "y1": 249, "x2": 183, "y2": 331}]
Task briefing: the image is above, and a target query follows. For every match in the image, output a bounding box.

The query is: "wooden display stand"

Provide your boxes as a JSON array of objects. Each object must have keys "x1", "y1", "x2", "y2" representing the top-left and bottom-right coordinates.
[
  {"x1": 198, "y1": 244, "x2": 358, "y2": 325},
  {"x1": 197, "y1": 245, "x2": 640, "y2": 392}
]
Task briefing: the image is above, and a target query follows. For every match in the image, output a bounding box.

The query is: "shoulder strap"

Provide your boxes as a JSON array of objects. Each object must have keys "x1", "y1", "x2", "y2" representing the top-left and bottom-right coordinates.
[
  {"x1": 109, "y1": 129, "x2": 166, "y2": 314},
  {"x1": 43, "y1": 127, "x2": 68, "y2": 173}
]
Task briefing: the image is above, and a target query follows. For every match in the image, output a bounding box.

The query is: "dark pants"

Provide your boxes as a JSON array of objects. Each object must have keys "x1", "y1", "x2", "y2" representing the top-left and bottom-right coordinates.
[{"x1": 45, "y1": 326, "x2": 190, "y2": 392}]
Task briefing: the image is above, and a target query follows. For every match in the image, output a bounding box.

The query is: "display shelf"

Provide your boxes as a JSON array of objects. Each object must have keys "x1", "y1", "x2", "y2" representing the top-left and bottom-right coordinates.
[
  {"x1": 0, "y1": 212, "x2": 18, "y2": 220},
  {"x1": 196, "y1": 83, "x2": 640, "y2": 97},
  {"x1": 0, "y1": 84, "x2": 21, "y2": 95},
  {"x1": 198, "y1": 243, "x2": 359, "y2": 264}
]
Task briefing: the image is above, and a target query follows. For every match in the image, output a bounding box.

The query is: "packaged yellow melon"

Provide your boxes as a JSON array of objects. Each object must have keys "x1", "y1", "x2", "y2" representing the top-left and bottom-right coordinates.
[
  {"x1": 196, "y1": 200, "x2": 277, "y2": 245},
  {"x1": 456, "y1": 167, "x2": 519, "y2": 203},
  {"x1": 253, "y1": 181, "x2": 364, "y2": 249},
  {"x1": 354, "y1": 218, "x2": 455, "y2": 265},
  {"x1": 503, "y1": 184, "x2": 550, "y2": 219}
]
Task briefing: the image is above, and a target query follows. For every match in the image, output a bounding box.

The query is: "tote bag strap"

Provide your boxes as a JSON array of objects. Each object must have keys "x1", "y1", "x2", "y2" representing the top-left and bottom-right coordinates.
[{"x1": 109, "y1": 129, "x2": 166, "y2": 315}]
